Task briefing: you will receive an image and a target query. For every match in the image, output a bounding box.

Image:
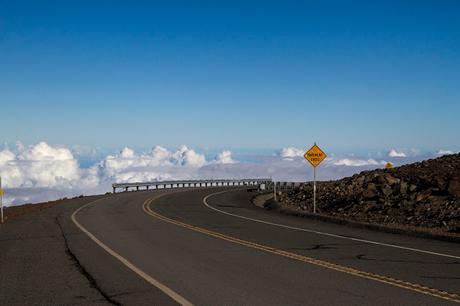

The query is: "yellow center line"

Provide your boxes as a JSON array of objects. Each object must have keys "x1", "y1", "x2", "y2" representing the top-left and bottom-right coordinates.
[{"x1": 143, "y1": 194, "x2": 460, "y2": 304}]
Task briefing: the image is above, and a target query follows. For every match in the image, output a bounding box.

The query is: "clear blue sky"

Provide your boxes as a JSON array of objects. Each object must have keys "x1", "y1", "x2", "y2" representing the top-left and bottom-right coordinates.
[{"x1": 1, "y1": 1, "x2": 459, "y2": 153}]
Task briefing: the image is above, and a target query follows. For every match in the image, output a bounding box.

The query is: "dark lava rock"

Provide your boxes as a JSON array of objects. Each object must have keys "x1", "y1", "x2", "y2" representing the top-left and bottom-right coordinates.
[
  {"x1": 363, "y1": 183, "x2": 377, "y2": 199},
  {"x1": 279, "y1": 153, "x2": 460, "y2": 233},
  {"x1": 448, "y1": 180, "x2": 460, "y2": 199}
]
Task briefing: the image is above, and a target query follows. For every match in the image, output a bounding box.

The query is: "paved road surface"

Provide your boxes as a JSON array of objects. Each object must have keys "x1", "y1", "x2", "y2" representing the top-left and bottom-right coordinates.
[{"x1": 1, "y1": 187, "x2": 460, "y2": 305}]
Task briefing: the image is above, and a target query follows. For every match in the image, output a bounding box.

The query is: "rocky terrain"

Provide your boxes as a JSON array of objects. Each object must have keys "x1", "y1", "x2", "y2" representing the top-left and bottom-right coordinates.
[{"x1": 278, "y1": 153, "x2": 460, "y2": 234}]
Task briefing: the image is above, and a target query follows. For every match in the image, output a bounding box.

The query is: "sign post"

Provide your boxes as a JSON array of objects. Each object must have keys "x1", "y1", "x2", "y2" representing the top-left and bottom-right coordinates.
[
  {"x1": 304, "y1": 143, "x2": 327, "y2": 213},
  {"x1": 313, "y1": 166, "x2": 317, "y2": 213},
  {"x1": 0, "y1": 176, "x2": 3, "y2": 224}
]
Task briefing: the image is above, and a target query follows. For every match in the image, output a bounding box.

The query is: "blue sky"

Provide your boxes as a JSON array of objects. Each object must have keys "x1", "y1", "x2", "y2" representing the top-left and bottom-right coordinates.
[{"x1": 1, "y1": 1, "x2": 459, "y2": 153}]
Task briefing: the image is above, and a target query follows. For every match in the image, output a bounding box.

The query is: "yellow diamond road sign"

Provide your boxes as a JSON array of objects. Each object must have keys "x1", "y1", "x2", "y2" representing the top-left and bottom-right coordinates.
[
  {"x1": 304, "y1": 144, "x2": 327, "y2": 168},
  {"x1": 0, "y1": 189, "x2": 3, "y2": 197}
]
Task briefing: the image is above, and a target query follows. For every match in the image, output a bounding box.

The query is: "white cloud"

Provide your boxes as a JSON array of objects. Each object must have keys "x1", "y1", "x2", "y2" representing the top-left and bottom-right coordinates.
[
  {"x1": 101, "y1": 145, "x2": 206, "y2": 177},
  {"x1": 330, "y1": 158, "x2": 384, "y2": 167},
  {"x1": 436, "y1": 149, "x2": 458, "y2": 156},
  {"x1": 17, "y1": 141, "x2": 74, "y2": 161},
  {"x1": 0, "y1": 149, "x2": 15, "y2": 166},
  {"x1": 214, "y1": 150, "x2": 235, "y2": 164},
  {"x1": 0, "y1": 143, "x2": 244, "y2": 205},
  {"x1": 71, "y1": 144, "x2": 100, "y2": 157},
  {"x1": 0, "y1": 142, "x2": 81, "y2": 188},
  {"x1": 173, "y1": 145, "x2": 206, "y2": 167},
  {"x1": 98, "y1": 145, "x2": 205, "y2": 184},
  {"x1": 388, "y1": 149, "x2": 407, "y2": 158},
  {"x1": 119, "y1": 147, "x2": 135, "y2": 158},
  {"x1": 279, "y1": 147, "x2": 304, "y2": 160},
  {"x1": 150, "y1": 146, "x2": 172, "y2": 165}
]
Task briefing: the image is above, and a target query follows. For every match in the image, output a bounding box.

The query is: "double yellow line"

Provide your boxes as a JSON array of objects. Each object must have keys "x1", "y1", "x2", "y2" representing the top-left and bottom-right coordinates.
[
  {"x1": 73, "y1": 195, "x2": 194, "y2": 306},
  {"x1": 143, "y1": 195, "x2": 460, "y2": 305}
]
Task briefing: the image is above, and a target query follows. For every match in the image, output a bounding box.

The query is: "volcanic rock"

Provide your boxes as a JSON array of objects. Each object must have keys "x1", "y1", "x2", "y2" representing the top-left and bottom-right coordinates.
[
  {"x1": 278, "y1": 153, "x2": 460, "y2": 233},
  {"x1": 448, "y1": 180, "x2": 460, "y2": 198}
]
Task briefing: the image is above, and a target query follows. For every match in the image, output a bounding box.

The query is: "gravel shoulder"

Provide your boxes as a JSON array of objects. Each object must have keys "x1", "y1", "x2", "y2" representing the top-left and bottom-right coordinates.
[{"x1": 253, "y1": 192, "x2": 460, "y2": 242}]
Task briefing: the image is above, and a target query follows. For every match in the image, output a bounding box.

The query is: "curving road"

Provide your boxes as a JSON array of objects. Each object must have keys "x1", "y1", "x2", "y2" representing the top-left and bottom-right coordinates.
[
  {"x1": 70, "y1": 187, "x2": 460, "y2": 305},
  {"x1": 2, "y1": 187, "x2": 460, "y2": 305}
]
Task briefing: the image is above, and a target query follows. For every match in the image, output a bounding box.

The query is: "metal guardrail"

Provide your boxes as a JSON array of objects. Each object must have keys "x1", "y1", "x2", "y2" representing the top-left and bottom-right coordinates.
[
  {"x1": 272, "y1": 181, "x2": 304, "y2": 190},
  {"x1": 112, "y1": 178, "x2": 272, "y2": 193}
]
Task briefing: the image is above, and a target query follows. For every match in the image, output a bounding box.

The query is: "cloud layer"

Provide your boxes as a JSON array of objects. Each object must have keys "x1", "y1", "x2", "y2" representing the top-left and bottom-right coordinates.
[
  {"x1": 0, "y1": 143, "x2": 239, "y2": 205},
  {"x1": 388, "y1": 149, "x2": 407, "y2": 158},
  {"x1": 279, "y1": 147, "x2": 304, "y2": 160},
  {"x1": 0, "y1": 143, "x2": 456, "y2": 206},
  {"x1": 436, "y1": 149, "x2": 459, "y2": 156},
  {"x1": 0, "y1": 142, "x2": 81, "y2": 188}
]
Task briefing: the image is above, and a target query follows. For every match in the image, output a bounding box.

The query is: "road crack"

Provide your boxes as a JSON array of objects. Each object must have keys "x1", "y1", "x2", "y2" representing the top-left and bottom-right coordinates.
[
  {"x1": 55, "y1": 216, "x2": 122, "y2": 306},
  {"x1": 355, "y1": 253, "x2": 459, "y2": 265}
]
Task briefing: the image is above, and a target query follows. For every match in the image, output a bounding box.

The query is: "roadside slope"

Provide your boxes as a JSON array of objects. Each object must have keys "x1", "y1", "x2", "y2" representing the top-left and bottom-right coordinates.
[{"x1": 279, "y1": 153, "x2": 460, "y2": 234}]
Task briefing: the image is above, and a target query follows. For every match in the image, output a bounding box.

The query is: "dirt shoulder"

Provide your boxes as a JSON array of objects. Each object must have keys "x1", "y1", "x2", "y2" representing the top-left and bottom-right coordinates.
[
  {"x1": 253, "y1": 192, "x2": 460, "y2": 242},
  {"x1": 2, "y1": 196, "x2": 85, "y2": 222},
  {"x1": 0, "y1": 195, "x2": 115, "y2": 305}
]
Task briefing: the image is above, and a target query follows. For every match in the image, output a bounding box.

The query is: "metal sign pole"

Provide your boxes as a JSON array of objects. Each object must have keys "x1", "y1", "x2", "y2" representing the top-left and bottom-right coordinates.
[
  {"x1": 1, "y1": 176, "x2": 3, "y2": 224},
  {"x1": 304, "y1": 143, "x2": 326, "y2": 215},
  {"x1": 313, "y1": 167, "x2": 317, "y2": 214},
  {"x1": 274, "y1": 181, "x2": 277, "y2": 202}
]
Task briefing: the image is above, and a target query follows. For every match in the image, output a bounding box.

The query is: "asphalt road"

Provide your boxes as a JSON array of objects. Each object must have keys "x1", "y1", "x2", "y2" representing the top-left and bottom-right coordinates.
[{"x1": 1, "y1": 187, "x2": 460, "y2": 305}]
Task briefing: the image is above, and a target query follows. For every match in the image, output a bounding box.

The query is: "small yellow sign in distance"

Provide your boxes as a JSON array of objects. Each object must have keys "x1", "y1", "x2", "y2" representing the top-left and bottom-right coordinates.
[
  {"x1": 0, "y1": 189, "x2": 3, "y2": 197},
  {"x1": 385, "y1": 162, "x2": 394, "y2": 169},
  {"x1": 304, "y1": 144, "x2": 327, "y2": 168}
]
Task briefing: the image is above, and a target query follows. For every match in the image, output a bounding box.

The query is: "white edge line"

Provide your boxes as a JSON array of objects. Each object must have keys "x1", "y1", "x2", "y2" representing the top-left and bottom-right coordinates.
[
  {"x1": 71, "y1": 197, "x2": 194, "y2": 306},
  {"x1": 203, "y1": 190, "x2": 460, "y2": 260}
]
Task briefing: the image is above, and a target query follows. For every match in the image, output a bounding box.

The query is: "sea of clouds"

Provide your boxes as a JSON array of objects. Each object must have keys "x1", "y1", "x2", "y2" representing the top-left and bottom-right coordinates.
[{"x1": 0, "y1": 142, "x2": 456, "y2": 206}]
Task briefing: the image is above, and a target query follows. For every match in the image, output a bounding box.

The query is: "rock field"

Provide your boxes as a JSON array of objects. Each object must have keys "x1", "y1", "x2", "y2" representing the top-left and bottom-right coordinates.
[{"x1": 279, "y1": 153, "x2": 460, "y2": 233}]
